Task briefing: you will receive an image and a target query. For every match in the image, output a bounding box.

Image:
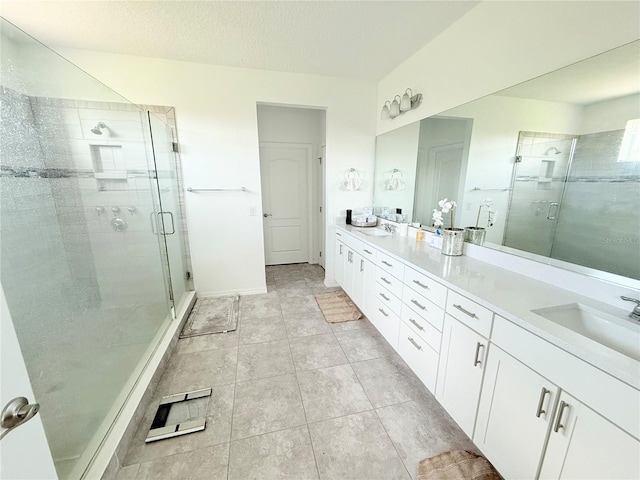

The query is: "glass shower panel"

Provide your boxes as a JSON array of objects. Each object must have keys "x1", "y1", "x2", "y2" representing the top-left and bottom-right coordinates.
[
  {"x1": 147, "y1": 112, "x2": 189, "y2": 307},
  {"x1": 551, "y1": 130, "x2": 640, "y2": 279},
  {"x1": 503, "y1": 133, "x2": 577, "y2": 256},
  {"x1": 0, "y1": 19, "x2": 175, "y2": 479}
]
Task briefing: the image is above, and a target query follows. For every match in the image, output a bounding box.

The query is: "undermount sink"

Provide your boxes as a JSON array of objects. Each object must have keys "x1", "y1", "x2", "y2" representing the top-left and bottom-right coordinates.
[
  {"x1": 531, "y1": 303, "x2": 640, "y2": 362},
  {"x1": 355, "y1": 228, "x2": 391, "y2": 237}
]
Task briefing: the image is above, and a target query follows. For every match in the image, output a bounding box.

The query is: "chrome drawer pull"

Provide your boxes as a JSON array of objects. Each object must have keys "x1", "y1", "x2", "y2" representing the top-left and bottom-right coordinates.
[
  {"x1": 473, "y1": 342, "x2": 484, "y2": 367},
  {"x1": 411, "y1": 299, "x2": 426, "y2": 310},
  {"x1": 536, "y1": 387, "x2": 550, "y2": 418},
  {"x1": 412, "y1": 279, "x2": 429, "y2": 290},
  {"x1": 453, "y1": 304, "x2": 477, "y2": 318},
  {"x1": 360, "y1": 260, "x2": 364, "y2": 272},
  {"x1": 382, "y1": 260, "x2": 393, "y2": 267},
  {"x1": 379, "y1": 293, "x2": 390, "y2": 301},
  {"x1": 336, "y1": 232, "x2": 342, "y2": 236},
  {"x1": 408, "y1": 337, "x2": 423, "y2": 350},
  {"x1": 364, "y1": 249, "x2": 372, "y2": 254},
  {"x1": 409, "y1": 319, "x2": 425, "y2": 331},
  {"x1": 378, "y1": 308, "x2": 389, "y2": 317},
  {"x1": 339, "y1": 244, "x2": 343, "y2": 254},
  {"x1": 554, "y1": 401, "x2": 570, "y2": 432},
  {"x1": 381, "y1": 277, "x2": 392, "y2": 285}
]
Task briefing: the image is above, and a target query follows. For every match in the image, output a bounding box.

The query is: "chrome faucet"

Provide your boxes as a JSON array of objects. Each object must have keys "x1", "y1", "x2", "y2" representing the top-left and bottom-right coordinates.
[
  {"x1": 621, "y1": 296, "x2": 640, "y2": 321},
  {"x1": 383, "y1": 223, "x2": 397, "y2": 234}
]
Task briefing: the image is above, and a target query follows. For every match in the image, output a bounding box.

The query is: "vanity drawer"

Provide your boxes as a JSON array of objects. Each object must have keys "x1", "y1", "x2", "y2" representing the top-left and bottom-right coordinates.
[
  {"x1": 372, "y1": 298, "x2": 401, "y2": 351},
  {"x1": 376, "y1": 266, "x2": 404, "y2": 299},
  {"x1": 403, "y1": 266, "x2": 448, "y2": 308},
  {"x1": 340, "y1": 231, "x2": 362, "y2": 252},
  {"x1": 398, "y1": 321, "x2": 439, "y2": 393},
  {"x1": 376, "y1": 251, "x2": 405, "y2": 280},
  {"x1": 401, "y1": 305, "x2": 442, "y2": 353},
  {"x1": 360, "y1": 244, "x2": 377, "y2": 262},
  {"x1": 373, "y1": 282, "x2": 402, "y2": 316},
  {"x1": 401, "y1": 288, "x2": 445, "y2": 332},
  {"x1": 446, "y1": 290, "x2": 493, "y2": 338}
]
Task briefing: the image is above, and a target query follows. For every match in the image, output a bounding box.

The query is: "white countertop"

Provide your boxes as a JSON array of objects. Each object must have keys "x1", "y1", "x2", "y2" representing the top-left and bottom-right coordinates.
[{"x1": 337, "y1": 225, "x2": 640, "y2": 390}]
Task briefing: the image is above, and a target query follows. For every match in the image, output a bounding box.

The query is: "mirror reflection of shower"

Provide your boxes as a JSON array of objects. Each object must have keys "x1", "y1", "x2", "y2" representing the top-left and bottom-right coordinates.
[{"x1": 91, "y1": 121, "x2": 107, "y2": 135}]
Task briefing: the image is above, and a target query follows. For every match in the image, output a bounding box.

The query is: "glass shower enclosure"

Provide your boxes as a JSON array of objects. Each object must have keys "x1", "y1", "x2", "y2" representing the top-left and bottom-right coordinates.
[{"x1": 0, "y1": 19, "x2": 192, "y2": 478}]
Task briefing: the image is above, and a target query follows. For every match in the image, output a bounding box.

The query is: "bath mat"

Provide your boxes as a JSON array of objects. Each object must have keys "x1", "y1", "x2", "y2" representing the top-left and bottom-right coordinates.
[
  {"x1": 417, "y1": 450, "x2": 500, "y2": 480},
  {"x1": 180, "y1": 294, "x2": 239, "y2": 338},
  {"x1": 315, "y1": 290, "x2": 362, "y2": 323}
]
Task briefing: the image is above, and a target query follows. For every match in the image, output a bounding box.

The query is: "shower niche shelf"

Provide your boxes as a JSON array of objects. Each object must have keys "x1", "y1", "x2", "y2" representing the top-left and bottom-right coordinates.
[{"x1": 90, "y1": 143, "x2": 128, "y2": 190}]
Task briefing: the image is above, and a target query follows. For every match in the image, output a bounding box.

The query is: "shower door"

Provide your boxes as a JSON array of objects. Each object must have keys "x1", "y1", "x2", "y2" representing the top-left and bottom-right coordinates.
[
  {"x1": 503, "y1": 133, "x2": 577, "y2": 256},
  {"x1": 0, "y1": 18, "x2": 190, "y2": 480},
  {"x1": 147, "y1": 112, "x2": 189, "y2": 311}
]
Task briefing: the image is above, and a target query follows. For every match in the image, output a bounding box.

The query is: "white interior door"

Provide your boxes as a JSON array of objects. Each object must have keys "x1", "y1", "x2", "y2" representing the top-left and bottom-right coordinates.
[
  {"x1": 260, "y1": 143, "x2": 312, "y2": 265},
  {"x1": 0, "y1": 285, "x2": 57, "y2": 479}
]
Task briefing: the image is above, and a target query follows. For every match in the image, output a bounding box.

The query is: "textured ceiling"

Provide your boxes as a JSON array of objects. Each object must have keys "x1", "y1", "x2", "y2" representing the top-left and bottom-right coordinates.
[{"x1": 0, "y1": 1, "x2": 479, "y2": 81}]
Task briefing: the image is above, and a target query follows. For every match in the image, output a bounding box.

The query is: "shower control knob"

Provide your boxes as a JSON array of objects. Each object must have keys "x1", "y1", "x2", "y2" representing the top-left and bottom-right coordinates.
[
  {"x1": 111, "y1": 206, "x2": 121, "y2": 216},
  {"x1": 263, "y1": 213, "x2": 272, "y2": 218}
]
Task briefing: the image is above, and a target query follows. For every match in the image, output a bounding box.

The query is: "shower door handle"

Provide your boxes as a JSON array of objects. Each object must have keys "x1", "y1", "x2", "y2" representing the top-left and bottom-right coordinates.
[
  {"x1": 150, "y1": 212, "x2": 176, "y2": 235},
  {"x1": 547, "y1": 202, "x2": 559, "y2": 220},
  {"x1": 157, "y1": 212, "x2": 176, "y2": 235}
]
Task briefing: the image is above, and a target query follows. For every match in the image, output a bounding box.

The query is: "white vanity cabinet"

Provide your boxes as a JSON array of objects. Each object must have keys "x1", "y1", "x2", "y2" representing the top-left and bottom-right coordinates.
[
  {"x1": 369, "y1": 250, "x2": 405, "y2": 350},
  {"x1": 539, "y1": 391, "x2": 640, "y2": 480},
  {"x1": 398, "y1": 266, "x2": 447, "y2": 393},
  {"x1": 474, "y1": 344, "x2": 560, "y2": 479},
  {"x1": 334, "y1": 233, "x2": 345, "y2": 288},
  {"x1": 436, "y1": 292, "x2": 493, "y2": 437},
  {"x1": 476, "y1": 315, "x2": 640, "y2": 480}
]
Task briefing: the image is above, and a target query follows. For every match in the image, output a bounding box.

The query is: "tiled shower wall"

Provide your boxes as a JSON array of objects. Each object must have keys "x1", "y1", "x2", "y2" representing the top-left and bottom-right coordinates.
[
  {"x1": 0, "y1": 88, "x2": 188, "y2": 476},
  {"x1": 552, "y1": 130, "x2": 640, "y2": 279}
]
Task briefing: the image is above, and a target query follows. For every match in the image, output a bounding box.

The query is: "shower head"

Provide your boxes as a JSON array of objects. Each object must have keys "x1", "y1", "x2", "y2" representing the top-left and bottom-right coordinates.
[
  {"x1": 91, "y1": 122, "x2": 107, "y2": 135},
  {"x1": 545, "y1": 147, "x2": 562, "y2": 156}
]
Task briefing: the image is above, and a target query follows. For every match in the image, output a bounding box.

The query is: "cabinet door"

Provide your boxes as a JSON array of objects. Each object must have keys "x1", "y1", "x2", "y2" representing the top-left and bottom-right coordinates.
[
  {"x1": 436, "y1": 315, "x2": 487, "y2": 437},
  {"x1": 539, "y1": 391, "x2": 640, "y2": 480},
  {"x1": 352, "y1": 252, "x2": 365, "y2": 309},
  {"x1": 362, "y1": 257, "x2": 377, "y2": 320},
  {"x1": 474, "y1": 344, "x2": 557, "y2": 480},
  {"x1": 343, "y1": 248, "x2": 355, "y2": 297},
  {"x1": 334, "y1": 239, "x2": 345, "y2": 288}
]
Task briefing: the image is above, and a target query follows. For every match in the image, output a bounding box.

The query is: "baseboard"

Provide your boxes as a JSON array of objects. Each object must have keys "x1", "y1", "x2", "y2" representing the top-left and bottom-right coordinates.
[
  {"x1": 198, "y1": 287, "x2": 268, "y2": 297},
  {"x1": 324, "y1": 279, "x2": 339, "y2": 288}
]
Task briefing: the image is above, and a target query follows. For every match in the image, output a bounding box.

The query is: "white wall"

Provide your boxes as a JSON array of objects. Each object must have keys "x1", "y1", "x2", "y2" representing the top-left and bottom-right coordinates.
[
  {"x1": 53, "y1": 49, "x2": 377, "y2": 295},
  {"x1": 377, "y1": 1, "x2": 640, "y2": 135}
]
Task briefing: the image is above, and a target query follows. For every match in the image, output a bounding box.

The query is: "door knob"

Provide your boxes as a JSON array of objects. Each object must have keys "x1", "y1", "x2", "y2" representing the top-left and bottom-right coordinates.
[
  {"x1": 1, "y1": 397, "x2": 40, "y2": 441},
  {"x1": 263, "y1": 213, "x2": 272, "y2": 218}
]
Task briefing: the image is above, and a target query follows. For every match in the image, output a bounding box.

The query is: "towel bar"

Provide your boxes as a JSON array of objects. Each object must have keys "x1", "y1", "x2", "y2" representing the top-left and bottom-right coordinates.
[{"x1": 187, "y1": 187, "x2": 247, "y2": 192}]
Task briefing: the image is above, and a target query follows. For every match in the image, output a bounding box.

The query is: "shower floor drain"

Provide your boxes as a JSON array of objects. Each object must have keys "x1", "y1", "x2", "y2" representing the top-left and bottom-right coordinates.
[{"x1": 145, "y1": 388, "x2": 212, "y2": 443}]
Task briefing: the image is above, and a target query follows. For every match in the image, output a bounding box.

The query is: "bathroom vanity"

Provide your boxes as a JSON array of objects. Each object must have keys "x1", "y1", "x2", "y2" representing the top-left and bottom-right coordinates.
[{"x1": 334, "y1": 225, "x2": 640, "y2": 480}]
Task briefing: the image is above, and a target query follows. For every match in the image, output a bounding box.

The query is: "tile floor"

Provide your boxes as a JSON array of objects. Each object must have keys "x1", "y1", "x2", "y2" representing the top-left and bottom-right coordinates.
[{"x1": 116, "y1": 263, "x2": 476, "y2": 480}]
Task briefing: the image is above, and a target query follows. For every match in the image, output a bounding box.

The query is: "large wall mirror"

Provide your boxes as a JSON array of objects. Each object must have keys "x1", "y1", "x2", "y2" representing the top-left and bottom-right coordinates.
[{"x1": 373, "y1": 40, "x2": 639, "y2": 282}]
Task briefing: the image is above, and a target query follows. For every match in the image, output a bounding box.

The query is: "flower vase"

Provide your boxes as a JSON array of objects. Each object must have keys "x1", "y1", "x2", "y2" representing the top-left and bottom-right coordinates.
[
  {"x1": 464, "y1": 227, "x2": 486, "y2": 246},
  {"x1": 441, "y1": 228, "x2": 464, "y2": 256}
]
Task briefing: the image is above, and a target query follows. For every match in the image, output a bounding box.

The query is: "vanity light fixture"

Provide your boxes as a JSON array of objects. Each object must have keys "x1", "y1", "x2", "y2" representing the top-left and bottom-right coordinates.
[{"x1": 381, "y1": 88, "x2": 423, "y2": 120}]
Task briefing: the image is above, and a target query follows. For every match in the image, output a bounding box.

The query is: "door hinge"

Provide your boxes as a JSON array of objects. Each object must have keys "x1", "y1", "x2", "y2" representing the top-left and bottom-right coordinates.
[
  {"x1": 172, "y1": 142, "x2": 179, "y2": 153},
  {"x1": 319, "y1": 206, "x2": 322, "y2": 213},
  {"x1": 319, "y1": 157, "x2": 322, "y2": 164},
  {"x1": 186, "y1": 271, "x2": 191, "y2": 280},
  {"x1": 319, "y1": 251, "x2": 322, "y2": 257},
  {"x1": 515, "y1": 155, "x2": 522, "y2": 163}
]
